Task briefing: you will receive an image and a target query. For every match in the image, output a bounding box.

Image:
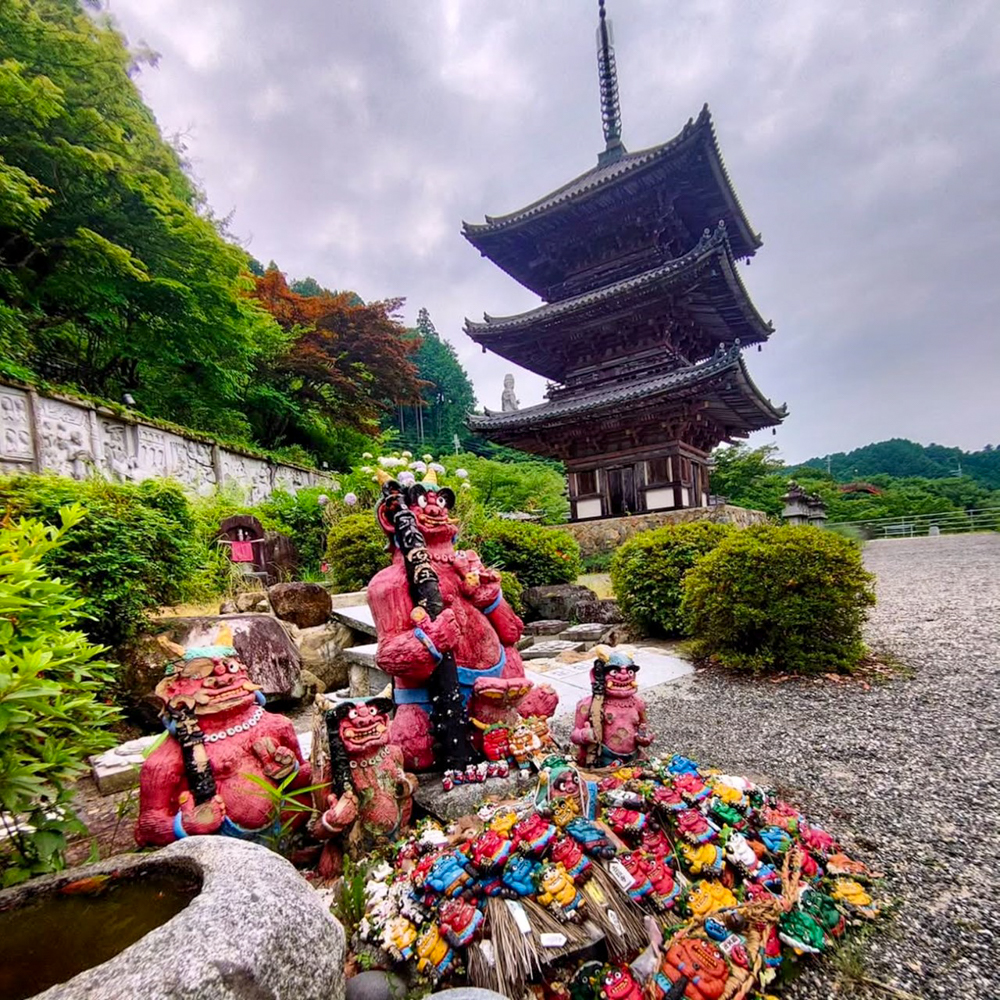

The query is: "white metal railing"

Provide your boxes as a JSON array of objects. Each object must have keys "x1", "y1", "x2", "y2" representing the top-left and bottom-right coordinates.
[{"x1": 832, "y1": 507, "x2": 1000, "y2": 539}]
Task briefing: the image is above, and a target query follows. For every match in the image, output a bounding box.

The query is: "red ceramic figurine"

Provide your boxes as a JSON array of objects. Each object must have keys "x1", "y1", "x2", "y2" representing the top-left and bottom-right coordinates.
[
  {"x1": 571, "y1": 647, "x2": 653, "y2": 767},
  {"x1": 311, "y1": 696, "x2": 417, "y2": 869},
  {"x1": 369, "y1": 469, "x2": 557, "y2": 770},
  {"x1": 135, "y1": 627, "x2": 312, "y2": 846}
]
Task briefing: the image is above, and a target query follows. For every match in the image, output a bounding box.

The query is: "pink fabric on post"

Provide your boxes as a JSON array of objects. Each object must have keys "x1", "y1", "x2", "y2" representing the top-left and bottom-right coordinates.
[{"x1": 230, "y1": 540, "x2": 255, "y2": 563}]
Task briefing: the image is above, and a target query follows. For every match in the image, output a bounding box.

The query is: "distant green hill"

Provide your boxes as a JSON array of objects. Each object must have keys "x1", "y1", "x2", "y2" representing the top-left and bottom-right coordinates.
[{"x1": 794, "y1": 438, "x2": 1000, "y2": 491}]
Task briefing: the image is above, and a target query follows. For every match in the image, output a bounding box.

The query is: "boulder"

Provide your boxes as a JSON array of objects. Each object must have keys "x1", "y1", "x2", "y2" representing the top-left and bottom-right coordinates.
[
  {"x1": 345, "y1": 971, "x2": 408, "y2": 1000},
  {"x1": 296, "y1": 620, "x2": 355, "y2": 689},
  {"x1": 153, "y1": 615, "x2": 303, "y2": 703},
  {"x1": 0, "y1": 837, "x2": 345, "y2": 1000},
  {"x1": 220, "y1": 591, "x2": 270, "y2": 615},
  {"x1": 269, "y1": 582, "x2": 332, "y2": 629},
  {"x1": 522, "y1": 584, "x2": 599, "y2": 623},
  {"x1": 573, "y1": 598, "x2": 623, "y2": 625},
  {"x1": 414, "y1": 770, "x2": 537, "y2": 822}
]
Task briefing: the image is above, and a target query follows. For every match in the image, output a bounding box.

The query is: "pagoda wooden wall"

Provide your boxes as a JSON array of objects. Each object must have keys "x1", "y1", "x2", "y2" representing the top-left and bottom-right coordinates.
[{"x1": 566, "y1": 441, "x2": 711, "y2": 521}]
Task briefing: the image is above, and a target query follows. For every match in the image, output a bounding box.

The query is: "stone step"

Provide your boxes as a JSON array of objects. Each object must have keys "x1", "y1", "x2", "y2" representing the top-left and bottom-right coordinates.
[
  {"x1": 342, "y1": 641, "x2": 378, "y2": 666},
  {"x1": 520, "y1": 639, "x2": 587, "y2": 660},
  {"x1": 414, "y1": 769, "x2": 537, "y2": 821},
  {"x1": 559, "y1": 622, "x2": 607, "y2": 643},
  {"x1": 522, "y1": 619, "x2": 569, "y2": 636},
  {"x1": 330, "y1": 604, "x2": 377, "y2": 638}
]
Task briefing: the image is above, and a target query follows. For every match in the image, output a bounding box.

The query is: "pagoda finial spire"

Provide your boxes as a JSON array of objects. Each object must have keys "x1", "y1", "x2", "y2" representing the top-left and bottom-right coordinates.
[{"x1": 597, "y1": 0, "x2": 626, "y2": 165}]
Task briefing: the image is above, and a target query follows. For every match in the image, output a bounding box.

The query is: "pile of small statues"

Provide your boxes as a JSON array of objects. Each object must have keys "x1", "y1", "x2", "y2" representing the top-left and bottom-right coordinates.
[{"x1": 133, "y1": 469, "x2": 877, "y2": 1000}]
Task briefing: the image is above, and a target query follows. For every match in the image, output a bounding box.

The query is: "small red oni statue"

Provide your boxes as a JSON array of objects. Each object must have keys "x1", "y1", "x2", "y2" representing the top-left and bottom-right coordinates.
[
  {"x1": 312, "y1": 696, "x2": 417, "y2": 869},
  {"x1": 135, "y1": 626, "x2": 311, "y2": 846},
  {"x1": 570, "y1": 647, "x2": 653, "y2": 768},
  {"x1": 368, "y1": 469, "x2": 557, "y2": 770}
]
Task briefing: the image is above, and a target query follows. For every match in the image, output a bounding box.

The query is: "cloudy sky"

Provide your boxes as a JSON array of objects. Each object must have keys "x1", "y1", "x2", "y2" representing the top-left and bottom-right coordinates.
[{"x1": 104, "y1": 0, "x2": 999, "y2": 463}]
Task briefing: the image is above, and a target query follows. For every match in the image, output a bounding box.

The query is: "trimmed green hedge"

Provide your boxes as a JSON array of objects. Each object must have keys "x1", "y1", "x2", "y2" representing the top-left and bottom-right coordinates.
[
  {"x1": 470, "y1": 519, "x2": 581, "y2": 589},
  {"x1": 326, "y1": 513, "x2": 391, "y2": 592},
  {"x1": 681, "y1": 524, "x2": 876, "y2": 674},
  {"x1": 610, "y1": 521, "x2": 734, "y2": 635}
]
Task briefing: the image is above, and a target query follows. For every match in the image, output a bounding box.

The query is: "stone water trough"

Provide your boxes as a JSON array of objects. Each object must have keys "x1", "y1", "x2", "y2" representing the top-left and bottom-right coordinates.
[{"x1": 0, "y1": 837, "x2": 345, "y2": 1000}]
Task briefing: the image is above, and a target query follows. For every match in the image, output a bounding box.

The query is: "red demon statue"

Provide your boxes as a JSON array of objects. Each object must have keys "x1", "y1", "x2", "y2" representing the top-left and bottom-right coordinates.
[
  {"x1": 311, "y1": 696, "x2": 417, "y2": 873},
  {"x1": 368, "y1": 470, "x2": 557, "y2": 770},
  {"x1": 571, "y1": 647, "x2": 653, "y2": 768},
  {"x1": 135, "y1": 627, "x2": 311, "y2": 846}
]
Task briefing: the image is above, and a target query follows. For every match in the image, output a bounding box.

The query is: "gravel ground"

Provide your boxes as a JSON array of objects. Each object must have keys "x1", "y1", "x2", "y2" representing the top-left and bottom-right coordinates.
[{"x1": 605, "y1": 533, "x2": 999, "y2": 1000}]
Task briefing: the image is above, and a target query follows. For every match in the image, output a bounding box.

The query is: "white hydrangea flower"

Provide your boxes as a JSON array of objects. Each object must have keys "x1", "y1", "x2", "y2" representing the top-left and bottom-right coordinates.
[
  {"x1": 399, "y1": 471, "x2": 416, "y2": 485},
  {"x1": 422, "y1": 453, "x2": 433, "y2": 462},
  {"x1": 360, "y1": 466, "x2": 372, "y2": 474},
  {"x1": 362, "y1": 452, "x2": 373, "y2": 459},
  {"x1": 317, "y1": 494, "x2": 329, "y2": 506},
  {"x1": 461, "y1": 482, "x2": 472, "y2": 490},
  {"x1": 455, "y1": 468, "x2": 468, "y2": 479},
  {"x1": 429, "y1": 462, "x2": 445, "y2": 474},
  {"x1": 344, "y1": 492, "x2": 358, "y2": 506},
  {"x1": 411, "y1": 461, "x2": 427, "y2": 473},
  {"x1": 401, "y1": 450, "x2": 413, "y2": 459}
]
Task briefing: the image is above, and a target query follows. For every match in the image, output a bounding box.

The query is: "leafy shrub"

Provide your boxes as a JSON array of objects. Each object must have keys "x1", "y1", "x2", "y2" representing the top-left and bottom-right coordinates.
[
  {"x1": 611, "y1": 522, "x2": 734, "y2": 636},
  {"x1": 0, "y1": 506, "x2": 119, "y2": 884},
  {"x1": 326, "y1": 512, "x2": 390, "y2": 591},
  {"x1": 681, "y1": 524, "x2": 876, "y2": 674},
  {"x1": 0, "y1": 476, "x2": 201, "y2": 648},
  {"x1": 258, "y1": 486, "x2": 329, "y2": 573},
  {"x1": 498, "y1": 570, "x2": 523, "y2": 617},
  {"x1": 468, "y1": 520, "x2": 581, "y2": 589},
  {"x1": 581, "y1": 551, "x2": 614, "y2": 574}
]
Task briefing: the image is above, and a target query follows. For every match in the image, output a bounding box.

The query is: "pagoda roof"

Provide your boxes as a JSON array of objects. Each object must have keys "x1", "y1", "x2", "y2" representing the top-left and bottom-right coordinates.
[
  {"x1": 468, "y1": 345, "x2": 786, "y2": 441},
  {"x1": 462, "y1": 105, "x2": 761, "y2": 296},
  {"x1": 464, "y1": 222, "x2": 773, "y2": 382}
]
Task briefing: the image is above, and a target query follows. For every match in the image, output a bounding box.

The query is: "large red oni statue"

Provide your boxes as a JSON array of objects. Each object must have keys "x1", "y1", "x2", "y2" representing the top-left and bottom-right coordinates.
[
  {"x1": 571, "y1": 647, "x2": 653, "y2": 768},
  {"x1": 368, "y1": 470, "x2": 557, "y2": 770},
  {"x1": 135, "y1": 626, "x2": 312, "y2": 846}
]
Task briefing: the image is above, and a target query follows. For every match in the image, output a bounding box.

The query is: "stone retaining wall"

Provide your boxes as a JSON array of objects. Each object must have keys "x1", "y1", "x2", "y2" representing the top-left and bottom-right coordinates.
[
  {"x1": 0, "y1": 381, "x2": 331, "y2": 500},
  {"x1": 558, "y1": 504, "x2": 770, "y2": 557}
]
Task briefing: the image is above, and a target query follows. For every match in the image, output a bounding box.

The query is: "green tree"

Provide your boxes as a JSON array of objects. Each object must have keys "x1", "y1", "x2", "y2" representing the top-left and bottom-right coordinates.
[{"x1": 391, "y1": 308, "x2": 477, "y2": 452}]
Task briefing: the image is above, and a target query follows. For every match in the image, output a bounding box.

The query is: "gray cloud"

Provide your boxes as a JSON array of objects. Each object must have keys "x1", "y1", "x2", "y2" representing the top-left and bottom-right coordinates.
[{"x1": 105, "y1": 0, "x2": 1000, "y2": 462}]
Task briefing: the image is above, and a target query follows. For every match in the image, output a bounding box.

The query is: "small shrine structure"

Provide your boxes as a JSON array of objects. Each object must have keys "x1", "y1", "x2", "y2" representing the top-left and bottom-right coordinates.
[{"x1": 464, "y1": 1, "x2": 786, "y2": 520}]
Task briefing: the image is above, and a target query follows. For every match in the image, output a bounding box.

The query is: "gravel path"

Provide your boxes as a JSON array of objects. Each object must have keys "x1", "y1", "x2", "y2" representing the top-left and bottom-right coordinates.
[{"x1": 622, "y1": 533, "x2": 1000, "y2": 1000}]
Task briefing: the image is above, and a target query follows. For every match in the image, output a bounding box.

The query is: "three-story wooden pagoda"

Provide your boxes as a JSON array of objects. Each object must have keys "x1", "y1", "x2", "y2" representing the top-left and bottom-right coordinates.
[{"x1": 463, "y1": 1, "x2": 785, "y2": 520}]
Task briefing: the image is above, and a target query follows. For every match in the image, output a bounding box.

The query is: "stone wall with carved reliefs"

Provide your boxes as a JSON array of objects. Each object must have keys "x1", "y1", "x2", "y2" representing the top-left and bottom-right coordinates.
[
  {"x1": 0, "y1": 382, "x2": 330, "y2": 499},
  {"x1": 0, "y1": 386, "x2": 34, "y2": 475}
]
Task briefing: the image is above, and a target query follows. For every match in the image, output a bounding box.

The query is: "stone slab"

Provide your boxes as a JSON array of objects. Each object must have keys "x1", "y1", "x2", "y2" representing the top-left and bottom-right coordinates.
[
  {"x1": 522, "y1": 619, "x2": 569, "y2": 636},
  {"x1": 559, "y1": 623, "x2": 606, "y2": 643},
  {"x1": 520, "y1": 639, "x2": 586, "y2": 660},
  {"x1": 343, "y1": 642, "x2": 378, "y2": 667},
  {"x1": 349, "y1": 662, "x2": 392, "y2": 698},
  {"x1": 330, "y1": 604, "x2": 377, "y2": 637},
  {"x1": 328, "y1": 589, "x2": 369, "y2": 609},
  {"x1": 414, "y1": 769, "x2": 537, "y2": 821}
]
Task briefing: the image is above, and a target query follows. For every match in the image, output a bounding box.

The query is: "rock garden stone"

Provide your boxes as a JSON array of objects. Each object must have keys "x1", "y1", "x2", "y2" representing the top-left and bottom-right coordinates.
[
  {"x1": 559, "y1": 622, "x2": 606, "y2": 643},
  {"x1": 0, "y1": 836, "x2": 345, "y2": 1000},
  {"x1": 296, "y1": 620, "x2": 356, "y2": 689},
  {"x1": 345, "y1": 970, "x2": 408, "y2": 1000},
  {"x1": 149, "y1": 615, "x2": 303, "y2": 702},
  {"x1": 522, "y1": 584, "x2": 598, "y2": 623},
  {"x1": 414, "y1": 770, "x2": 537, "y2": 821},
  {"x1": 219, "y1": 590, "x2": 270, "y2": 615},
  {"x1": 269, "y1": 581, "x2": 332, "y2": 629}
]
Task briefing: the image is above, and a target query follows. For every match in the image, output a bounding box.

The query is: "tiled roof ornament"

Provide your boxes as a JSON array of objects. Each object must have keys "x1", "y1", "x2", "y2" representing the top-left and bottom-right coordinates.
[{"x1": 597, "y1": 0, "x2": 626, "y2": 165}]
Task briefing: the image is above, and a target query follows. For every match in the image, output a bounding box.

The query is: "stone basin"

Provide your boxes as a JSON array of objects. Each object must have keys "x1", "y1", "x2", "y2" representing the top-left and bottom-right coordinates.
[{"x1": 0, "y1": 837, "x2": 345, "y2": 1000}]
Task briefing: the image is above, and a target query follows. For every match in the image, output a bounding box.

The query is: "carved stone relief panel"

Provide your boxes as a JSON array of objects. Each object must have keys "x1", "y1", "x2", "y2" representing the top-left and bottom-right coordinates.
[
  {"x1": 169, "y1": 437, "x2": 217, "y2": 494},
  {"x1": 136, "y1": 426, "x2": 170, "y2": 481},
  {"x1": 38, "y1": 397, "x2": 94, "y2": 478},
  {"x1": 0, "y1": 386, "x2": 34, "y2": 471},
  {"x1": 220, "y1": 451, "x2": 273, "y2": 503},
  {"x1": 99, "y1": 419, "x2": 135, "y2": 480},
  {"x1": 273, "y1": 464, "x2": 312, "y2": 493}
]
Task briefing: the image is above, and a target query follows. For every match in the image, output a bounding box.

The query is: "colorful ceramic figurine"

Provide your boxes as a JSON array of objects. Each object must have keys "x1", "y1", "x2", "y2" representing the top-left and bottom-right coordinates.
[
  {"x1": 135, "y1": 627, "x2": 312, "y2": 846},
  {"x1": 368, "y1": 470, "x2": 557, "y2": 770},
  {"x1": 535, "y1": 862, "x2": 587, "y2": 921},
  {"x1": 439, "y1": 898, "x2": 485, "y2": 947},
  {"x1": 571, "y1": 647, "x2": 653, "y2": 767},
  {"x1": 415, "y1": 924, "x2": 456, "y2": 978},
  {"x1": 311, "y1": 696, "x2": 417, "y2": 867},
  {"x1": 655, "y1": 937, "x2": 730, "y2": 1000}
]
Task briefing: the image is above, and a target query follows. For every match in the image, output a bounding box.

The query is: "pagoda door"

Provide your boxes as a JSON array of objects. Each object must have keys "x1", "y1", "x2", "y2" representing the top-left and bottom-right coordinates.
[{"x1": 606, "y1": 466, "x2": 637, "y2": 516}]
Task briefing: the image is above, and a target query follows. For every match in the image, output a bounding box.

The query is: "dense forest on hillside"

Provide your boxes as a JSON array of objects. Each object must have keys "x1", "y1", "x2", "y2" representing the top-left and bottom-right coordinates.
[
  {"x1": 712, "y1": 440, "x2": 1000, "y2": 523},
  {"x1": 0, "y1": 0, "x2": 479, "y2": 471},
  {"x1": 795, "y1": 438, "x2": 1000, "y2": 490}
]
